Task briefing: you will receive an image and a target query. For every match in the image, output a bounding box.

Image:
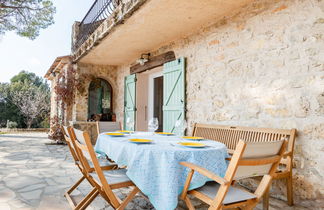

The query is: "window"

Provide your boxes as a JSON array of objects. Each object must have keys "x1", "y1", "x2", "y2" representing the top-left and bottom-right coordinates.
[{"x1": 88, "y1": 78, "x2": 112, "y2": 121}]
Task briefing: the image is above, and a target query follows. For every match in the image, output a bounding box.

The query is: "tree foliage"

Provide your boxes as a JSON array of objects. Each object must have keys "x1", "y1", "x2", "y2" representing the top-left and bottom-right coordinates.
[
  {"x1": 0, "y1": 0, "x2": 56, "y2": 39},
  {"x1": 10, "y1": 81, "x2": 50, "y2": 128},
  {"x1": 0, "y1": 71, "x2": 50, "y2": 128},
  {"x1": 10, "y1": 70, "x2": 44, "y2": 86}
]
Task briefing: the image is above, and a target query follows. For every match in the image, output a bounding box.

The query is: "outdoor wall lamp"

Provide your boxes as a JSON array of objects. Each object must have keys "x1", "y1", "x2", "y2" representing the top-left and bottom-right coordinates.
[{"x1": 137, "y1": 53, "x2": 150, "y2": 65}]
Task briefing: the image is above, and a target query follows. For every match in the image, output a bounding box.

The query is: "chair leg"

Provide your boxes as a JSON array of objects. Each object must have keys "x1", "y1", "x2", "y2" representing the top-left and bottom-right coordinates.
[
  {"x1": 287, "y1": 175, "x2": 293, "y2": 206},
  {"x1": 185, "y1": 196, "x2": 195, "y2": 210},
  {"x1": 88, "y1": 176, "x2": 115, "y2": 207},
  {"x1": 66, "y1": 176, "x2": 86, "y2": 194},
  {"x1": 117, "y1": 187, "x2": 140, "y2": 210},
  {"x1": 64, "y1": 176, "x2": 86, "y2": 209},
  {"x1": 262, "y1": 188, "x2": 270, "y2": 210},
  {"x1": 75, "y1": 187, "x2": 99, "y2": 210}
]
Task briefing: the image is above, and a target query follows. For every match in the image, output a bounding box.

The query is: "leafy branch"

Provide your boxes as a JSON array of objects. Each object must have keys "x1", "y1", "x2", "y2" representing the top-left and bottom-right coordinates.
[{"x1": 0, "y1": 0, "x2": 56, "y2": 39}]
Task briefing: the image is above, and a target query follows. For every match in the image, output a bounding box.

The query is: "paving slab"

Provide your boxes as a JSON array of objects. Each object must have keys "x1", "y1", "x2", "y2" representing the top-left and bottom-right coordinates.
[{"x1": 0, "y1": 187, "x2": 16, "y2": 202}]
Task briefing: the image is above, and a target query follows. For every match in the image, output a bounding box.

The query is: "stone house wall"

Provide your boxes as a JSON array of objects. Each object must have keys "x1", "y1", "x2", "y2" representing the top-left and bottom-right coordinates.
[
  {"x1": 108, "y1": 0, "x2": 323, "y2": 207},
  {"x1": 70, "y1": 63, "x2": 129, "y2": 141},
  {"x1": 72, "y1": 63, "x2": 118, "y2": 122}
]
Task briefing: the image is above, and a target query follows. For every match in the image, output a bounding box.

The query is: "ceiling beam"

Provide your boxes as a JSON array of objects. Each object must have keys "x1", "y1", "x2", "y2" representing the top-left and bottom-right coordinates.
[{"x1": 130, "y1": 51, "x2": 175, "y2": 74}]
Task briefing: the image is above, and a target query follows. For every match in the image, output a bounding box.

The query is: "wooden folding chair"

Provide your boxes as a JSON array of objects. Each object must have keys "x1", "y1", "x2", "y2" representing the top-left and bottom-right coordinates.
[
  {"x1": 62, "y1": 126, "x2": 117, "y2": 210},
  {"x1": 192, "y1": 124, "x2": 297, "y2": 209},
  {"x1": 96, "y1": 121, "x2": 122, "y2": 134},
  {"x1": 72, "y1": 128, "x2": 141, "y2": 209},
  {"x1": 96, "y1": 121, "x2": 122, "y2": 163},
  {"x1": 180, "y1": 139, "x2": 287, "y2": 210}
]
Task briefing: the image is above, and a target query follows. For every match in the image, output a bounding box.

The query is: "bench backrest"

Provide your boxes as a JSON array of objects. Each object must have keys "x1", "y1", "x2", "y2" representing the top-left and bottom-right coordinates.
[{"x1": 193, "y1": 123, "x2": 297, "y2": 156}]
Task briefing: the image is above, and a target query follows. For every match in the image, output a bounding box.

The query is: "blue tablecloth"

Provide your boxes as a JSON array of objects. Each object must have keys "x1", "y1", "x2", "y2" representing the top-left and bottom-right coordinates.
[{"x1": 94, "y1": 132, "x2": 228, "y2": 210}]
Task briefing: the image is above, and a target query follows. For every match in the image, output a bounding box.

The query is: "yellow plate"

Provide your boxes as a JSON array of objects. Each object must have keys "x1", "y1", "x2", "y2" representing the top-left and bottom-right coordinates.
[
  {"x1": 117, "y1": 130, "x2": 132, "y2": 133},
  {"x1": 105, "y1": 132, "x2": 124, "y2": 137},
  {"x1": 155, "y1": 132, "x2": 174, "y2": 135},
  {"x1": 178, "y1": 142, "x2": 206, "y2": 148},
  {"x1": 129, "y1": 139, "x2": 153, "y2": 144},
  {"x1": 182, "y1": 136, "x2": 204, "y2": 140}
]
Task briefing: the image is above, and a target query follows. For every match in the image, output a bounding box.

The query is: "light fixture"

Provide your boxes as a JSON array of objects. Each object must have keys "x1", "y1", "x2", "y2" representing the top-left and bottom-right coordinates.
[{"x1": 137, "y1": 53, "x2": 150, "y2": 65}]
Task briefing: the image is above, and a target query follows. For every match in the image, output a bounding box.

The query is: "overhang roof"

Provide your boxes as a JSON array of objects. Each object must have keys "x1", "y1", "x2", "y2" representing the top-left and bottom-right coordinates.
[
  {"x1": 44, "y1": 56, "x2": 71, "y2": 80},
  {"x1": 78, "y1": 0, "x2": 253, "y2": 65}
]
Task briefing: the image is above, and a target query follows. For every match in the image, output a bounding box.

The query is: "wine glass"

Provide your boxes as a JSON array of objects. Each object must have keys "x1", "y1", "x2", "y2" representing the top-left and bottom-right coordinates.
[
  {"x1": 148, "y1": 118, "x2": 159, "y2": 133},
  {"x1": 126, "y1": 117, "x2": 134, "y2": 131},
  {"x1": 174, "y1": 119, "x2": 187, "y2": 136}
]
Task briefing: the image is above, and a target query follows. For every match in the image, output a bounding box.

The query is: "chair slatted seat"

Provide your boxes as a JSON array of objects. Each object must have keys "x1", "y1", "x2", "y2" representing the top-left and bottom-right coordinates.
[{"x1": 192, "y1": 123, "x2": 297, "y2": 209}]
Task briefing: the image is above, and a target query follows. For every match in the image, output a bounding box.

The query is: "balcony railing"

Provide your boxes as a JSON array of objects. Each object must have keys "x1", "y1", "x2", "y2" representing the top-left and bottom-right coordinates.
[{"x1": 72, "y1": 0, "x2": 120, "y2": 52}]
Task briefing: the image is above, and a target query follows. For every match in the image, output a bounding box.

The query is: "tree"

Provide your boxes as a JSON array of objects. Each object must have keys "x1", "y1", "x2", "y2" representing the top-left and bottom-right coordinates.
[
  {"x1": 0, "y1": 0, "x2": 56, "y2": 39},
  {"x1": 10, "y1": 70, "x2": 43, "y2": 86},
  {"x1": 0, "y1": 82, "x2": 26, "y2": 127},
  {"x1": 0, "y1": 71, "x2": 50, "y2": 128},
  {"x1": 10, "y1": 82, "x2": 50, "y2": 128}
]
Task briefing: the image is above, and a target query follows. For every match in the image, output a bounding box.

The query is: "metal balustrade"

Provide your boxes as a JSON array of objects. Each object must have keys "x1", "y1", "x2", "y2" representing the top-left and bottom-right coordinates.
[{"x1": 72, "y1": 0, "x2": 120, "y2": 52}]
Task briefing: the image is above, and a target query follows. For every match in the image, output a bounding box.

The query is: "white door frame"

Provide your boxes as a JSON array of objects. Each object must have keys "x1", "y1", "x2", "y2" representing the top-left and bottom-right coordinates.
[{"x1": 148, "y1": 71, "x2": 163, "y2": 122}]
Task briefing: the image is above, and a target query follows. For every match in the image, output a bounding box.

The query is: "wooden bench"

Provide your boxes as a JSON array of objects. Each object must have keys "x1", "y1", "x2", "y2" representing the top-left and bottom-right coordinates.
[{"x1": 192, "y1": 123, "x2": 297, "y2": 209}]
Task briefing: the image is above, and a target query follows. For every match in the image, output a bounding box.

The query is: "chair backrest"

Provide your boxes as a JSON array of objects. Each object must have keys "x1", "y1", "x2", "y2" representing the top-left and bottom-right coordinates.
[
  {"x1": 61, "y1": 125, "x2": 79, "y2": 162},
  {"x1": 71, "y1": 128, "x2": 116, "y2": 193},
  {"x1": 233, "y1": 140, "x2": 286, "y2": 180},
  {"x1": 96, "y1": 121, "x2": 121, "y2": 135},
  {"x1": 212, "y1": 139, "x2": 287, "y2": 208},
  {"x1": 69, "y1": 128, "x2": 94, "y2": 172},
  {"x1": 223, "y1": 139, "x2": 286, "y2": 182}
]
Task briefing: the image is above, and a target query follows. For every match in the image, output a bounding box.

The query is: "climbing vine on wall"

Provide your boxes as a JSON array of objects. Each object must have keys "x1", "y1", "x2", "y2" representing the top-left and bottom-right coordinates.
[
  {"x1": 48, "y1": 67, "x2": 97, "y2": 142},
  {"x1": 49, "y1": 66, "x2": 77, "y2": 142},
  {"x1": 54, "y1": 66, "x2": 77, "y2": 107}
]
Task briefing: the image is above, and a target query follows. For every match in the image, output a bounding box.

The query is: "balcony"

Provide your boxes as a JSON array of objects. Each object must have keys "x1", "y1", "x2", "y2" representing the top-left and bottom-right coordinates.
[
  {"x1": 72, "y1": 0, "x2": 121, "y2": 52},
  {"x1": 72, "y1": 0, "x2": 254, "y2": 65}
]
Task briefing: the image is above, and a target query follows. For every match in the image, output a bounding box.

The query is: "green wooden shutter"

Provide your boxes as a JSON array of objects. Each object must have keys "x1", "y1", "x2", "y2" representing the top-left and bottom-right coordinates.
[
  {"x1": 163, "y1": 57, "x2": 186, "y2": 133},
  {"x1": 124, "y1": 74, "x2": 136, "y2": 131}
]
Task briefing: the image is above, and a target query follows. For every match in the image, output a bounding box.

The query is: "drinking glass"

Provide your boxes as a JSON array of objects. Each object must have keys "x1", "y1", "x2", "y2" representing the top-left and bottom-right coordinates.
[
  {"x1": 174, "y1": 119, "x2": 187, "y2": 136},
  {"x1": 148, "y1": 118, "x2": 159, "y2": 133},
  {"x1": 126, "y1": 117, "x2": 134, "y2": 131}
]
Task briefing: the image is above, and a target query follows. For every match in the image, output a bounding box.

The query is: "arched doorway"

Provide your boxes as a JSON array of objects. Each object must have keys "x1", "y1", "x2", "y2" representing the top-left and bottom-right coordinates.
[{"x1": 88, "y1": 78, "x2": 113, "y2": 121}]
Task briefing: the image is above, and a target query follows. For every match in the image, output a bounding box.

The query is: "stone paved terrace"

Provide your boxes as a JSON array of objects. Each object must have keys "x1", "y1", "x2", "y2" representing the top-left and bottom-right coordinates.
[{"x1": 0, "y1": 133, "x2": 310, "y2": 210}]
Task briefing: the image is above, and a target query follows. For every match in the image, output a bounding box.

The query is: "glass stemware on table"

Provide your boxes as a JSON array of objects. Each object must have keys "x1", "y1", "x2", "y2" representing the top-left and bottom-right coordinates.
[
  {"x1": 126, "y1": 117, "x2": 135, "y2": 131},
  {"x1": 148, "y1": 118, "x2": 159, "y2": 134},
  {"x1": 174, "y1": 119, "x2": 187, "y2": 136}
]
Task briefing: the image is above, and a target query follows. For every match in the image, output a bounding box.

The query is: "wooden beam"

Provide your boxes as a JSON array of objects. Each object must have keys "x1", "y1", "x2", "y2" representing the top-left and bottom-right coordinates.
[{"x1": 130, "y1": 51, "x2": 176, "y2": 74}]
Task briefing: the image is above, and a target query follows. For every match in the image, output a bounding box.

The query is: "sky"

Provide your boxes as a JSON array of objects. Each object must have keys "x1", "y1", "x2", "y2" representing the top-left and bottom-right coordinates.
[{"x1": 0, "y1": 0, "x2": 94, "y2": 83}]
